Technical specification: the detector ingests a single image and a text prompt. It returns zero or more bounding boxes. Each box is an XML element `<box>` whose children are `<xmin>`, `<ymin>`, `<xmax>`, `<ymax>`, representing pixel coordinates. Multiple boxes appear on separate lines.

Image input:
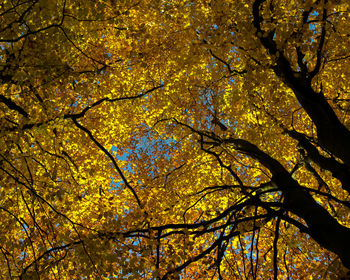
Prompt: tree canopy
<box><xmin>1</xmin><ymin>0</ymin><xmax>350</xmax><ymax>279</ymax></box>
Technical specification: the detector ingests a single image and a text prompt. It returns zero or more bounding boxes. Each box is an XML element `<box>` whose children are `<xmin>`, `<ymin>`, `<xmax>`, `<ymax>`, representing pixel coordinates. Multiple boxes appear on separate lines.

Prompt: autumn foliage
<box><xmin>1</xmin><ymin>0</ymin><xmax>350</xmax><ymax>279</ymax></box>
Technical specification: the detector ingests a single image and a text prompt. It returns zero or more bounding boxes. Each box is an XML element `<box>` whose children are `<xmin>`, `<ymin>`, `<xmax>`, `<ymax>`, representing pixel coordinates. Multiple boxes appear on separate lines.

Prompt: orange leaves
<box><xmin>1</xmin><ymin>0</ymin><xmax>350</xmax><ymax>279</ymax></box>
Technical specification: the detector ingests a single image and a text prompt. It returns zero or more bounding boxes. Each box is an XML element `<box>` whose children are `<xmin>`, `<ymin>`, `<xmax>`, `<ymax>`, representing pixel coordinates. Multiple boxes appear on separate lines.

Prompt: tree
<box><xmin>0</xmin><ymin>0</ymin><xmax>350</xmax><ymax>279</ymax></box>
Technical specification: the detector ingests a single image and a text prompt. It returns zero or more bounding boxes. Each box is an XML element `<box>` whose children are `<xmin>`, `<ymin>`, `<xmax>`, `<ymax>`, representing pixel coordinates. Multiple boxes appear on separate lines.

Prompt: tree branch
<box><xmin>0</xmin><ymin>94</ymin><xmax>28</xmax><ymax>117</ymax></box>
